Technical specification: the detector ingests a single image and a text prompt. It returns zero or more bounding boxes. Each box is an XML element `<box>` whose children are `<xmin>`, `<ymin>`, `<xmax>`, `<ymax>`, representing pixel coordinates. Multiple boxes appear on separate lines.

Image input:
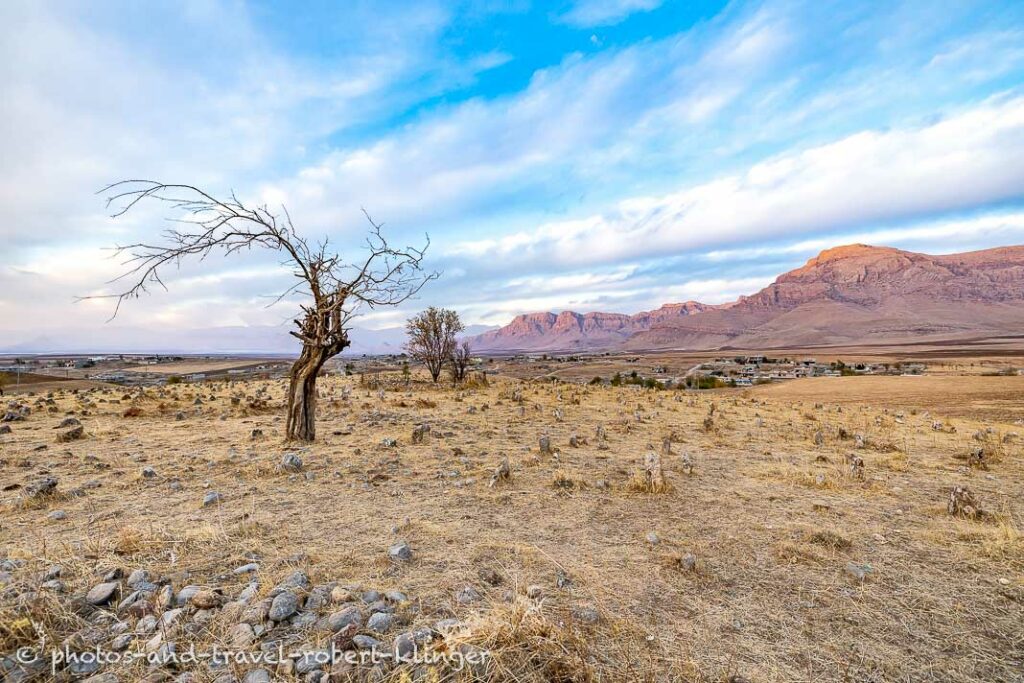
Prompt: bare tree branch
<box><xmin>86</xmin><ymin>179</ymin><xmax>441</xmax><ymax>440</ymax></box>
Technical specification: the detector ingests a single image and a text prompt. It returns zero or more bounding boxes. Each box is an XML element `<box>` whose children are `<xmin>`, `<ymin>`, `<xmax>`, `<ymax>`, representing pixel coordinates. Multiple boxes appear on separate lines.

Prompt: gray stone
<box><xmin>327</xmin><ymin>606</ymin><xmax>362</xmax><ymax>631</ymax></box>
<box><xmin>241</xmin><ymin>670</ymin><xmax>272</xmax><ymax>683</ymax></box>
<box><xmin>67</xmin><ymin>658</ymin><xmax>100</xmax><ymax>677</ymax></box>
<box><xmin>126</xmin><ymin>569</ymin><xmax>149</xmax><ymax>588</ymax></box>
<box><xmin>229</xmin><ymin>623</ymin><xmax>255</xmax><ymax>649</ymax></box>
<box><xmin>111</xmin><ymin>633</ymin><xmax>134</xmax><ymax>651</ymax></box>
<box><xmin>238</xmin><ymin>582</ymin><xmax>260</xmax><ymax>603</ymax></box>
<box><xmin>203</xmin><ymin>491</ymin><xmax>223</xmax><ymax>507</ymax></box>
<box><xmin>679</xmin><ymin>553</ymin><xmax>697</xmax><ymax>572</ymax></box>
<box><xmin>137</xmin><ymin>615</ymin><xmax>158</xmax><ymax>633</ymax></box>
<box><xmin>393</xmin><ymin>632</ymin><xmax>417</xmax><ymax>660</ymax></box>
<box><xmin>352</xmin><ymin>635</ymin><xmax>383</xmax><ymax>650</ymax></box>
<box><xmin>294</xmin><ymin>650</ymin><xmax>331</xmax><ymax>674</ymax></box>
<box><xmin>388</xmin><ymin>541</ymin><xmax>413</xmax><ymax>562</ymax></box>
<box><xmin>570</xmin><ymin>605</ymin><xmax>600</xmax><ymax>624</ymax></box>
<box><xmin>393</xmin><ymin>628</ymin><xmax>432</xmax><ymax>661</ymax></box>
<box><xmin>159</xmin><ymin>608</ymin><xmax>184</xmax><ymax>629</ymax></box>
<box><xmin>454</xmin><ymin>585</ymin><xmax>480</xmax><ymax>604</ymax></box>
<box><xmin>82</xmin><ymin>673</ymin><xmax>119</xmax><ymax>683</ymax></box>
<box><xmin>56</xmin><ymin>425</ymin><xmax>84</xmax><ymax>442</ymax></box>
<box><xmin>176</xmin><ymin>585</ymin><xmax>201</xmax><ymax>606</ymax></box>
<box><xmin>291</xmin><ymin>612</ymin><xmax>318</xmax><ymax>629</ymax></box>
<box><xmin>86</xmin><ymin>581</ymin><xmax>119</xmax><ymax>605</ymax></box>
<box><xmin>366</xmin><ymin>611</ymin><xmax>395</xmax><ymax>633</ymax></box>
<box><xmin>233</xmin><ymin>563</ymin><xmax>259</xmax><ymax>575</ymax></box>
<box><xmin>279</xmin><ymin>453</ymin><xmax>303</xmax><ymax>472</ymax></box>
<box><xmin>274</xmin><ymin>570</ymin><xmax>310</xmax><ymax>593</ymax></box>
<box><xmin>268</xmin><ymin>591</ymin><xmax>300</xmax><ymax>621</ymax></box>
<box><xmin>26</xmin><ymin>476</ymin><xmax>58</xmax><ymax>498</ymax></box>
<box><xmin>435</xmin><ymin>618</ymin><xmax>461</xmax><ymax>633</ymax></box>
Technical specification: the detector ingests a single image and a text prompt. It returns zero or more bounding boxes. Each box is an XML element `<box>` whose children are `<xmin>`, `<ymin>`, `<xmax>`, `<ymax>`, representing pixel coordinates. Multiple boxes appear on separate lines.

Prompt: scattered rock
<box><xmin>489</xmin><ymin>457</ymin><xmax>512</xmax><ymax>488</ymax></box>
<box><xmin>26</xmin><ymin>476</ymin><xmax>59</xmax><ymax>498</ymax></box>
<box><xmin>948</xmin><ymin>485</ymin><xmax>983</xmax><ymax>519</ymax></box>
<box><xmin>328</xmin><ymin>606</ymin><xmax>362</xmax><ymax>631</ymax></box>
<box><xmin>388</xmin><ymin>541</ymin><xmax>413</xmax><ymax>562</ymax></box>
<box><xmin>191</xmin><ymin>589</ymin><xmax>222</xmax><ymax>609</ymax></box>
<box><xmin>268</xmin><ymin>591</ymin><xmax>300</xmax><ymax>621</ymax></box>
<box><xmin>352</xmin><ymin>635</ymin><xmax>383</xmax><ymax>650</ymax></box>
<box><xmin>454</xmin><ymin>585</ymin><xmax>481</xmax><ymax>604</ymax></box>
<box><xmin>229</xmin><ymin>623</ymin><xmax>256</xmax><ymax>649</ymax></box>
<box><xmin>86</xmin><ymin>581</ymin><xmax>119</xmax><ymax>605</ymax></box>
<box><xmin>241</xmin><ymin>670</ymin><xmax>272</xmax><ymax>683</ymax></box>
<box><xmin>411</xmin><ymin>424</ymin><xmax>430</xmax><ymax>444</ymax></box>
<box><xmin>56</xmin><ymin>425</ymin><xmax>85</xmax><ymax>442</ymax></box>
<box><xmin>571</xmin><ymin>605</ymin><xmax>601</xmax><ymax>624</ymax></box>
<box><xmin>279</xmin><ymin>453</ymin><xmax>303</xmax><ymax>473</ymax></box>
<box><xmin>366</xmin><ymin>611</ymin><xmax>395</xmax><ymax>632</ymax></box>
<box><xmin>679</xmin><ymin>553</ymin><xmax>697</xmax><ymax>572</ymax></box>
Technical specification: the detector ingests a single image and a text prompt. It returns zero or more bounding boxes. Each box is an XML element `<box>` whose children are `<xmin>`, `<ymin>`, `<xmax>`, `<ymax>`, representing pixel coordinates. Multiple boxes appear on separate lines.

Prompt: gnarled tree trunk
<box><xmin>92</xmin><ymin>181</ymin><xmax>435</xmax><ymax>444</ymax></box>
<box><xmin>286</xmin><ymin>345</ymin><xmax>330</xmax><ymax>441</ymax></box>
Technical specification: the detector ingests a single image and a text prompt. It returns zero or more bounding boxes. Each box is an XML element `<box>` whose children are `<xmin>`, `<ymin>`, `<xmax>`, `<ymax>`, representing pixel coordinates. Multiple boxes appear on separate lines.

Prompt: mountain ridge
<box><xmin>470</xmin><ymin>244</ymin><xmax>1024</xmax><ymax>352</ymax></box>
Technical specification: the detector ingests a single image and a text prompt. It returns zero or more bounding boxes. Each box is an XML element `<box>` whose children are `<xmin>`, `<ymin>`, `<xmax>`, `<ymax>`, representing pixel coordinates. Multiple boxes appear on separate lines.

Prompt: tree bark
<box><xmin>286</xmin><ymin>345</ymin><xmax>328</xmax><ymax>442</ymax></box>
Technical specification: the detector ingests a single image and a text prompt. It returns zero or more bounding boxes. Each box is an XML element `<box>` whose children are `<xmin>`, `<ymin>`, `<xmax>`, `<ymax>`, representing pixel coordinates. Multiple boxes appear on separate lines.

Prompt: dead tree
<box><xmin>88</xmin><ymin>180</ymin><xmax>436</xmax><ymax>441</ymax></box>
<box><xmin>450</xmin><ymin>339</ymin><xmax>472</xmax><ymax>384</ymax></box>
<box><xmin>405</xmin><ymin>307</ymin><xmax>463</xmax><ymax>382</ymax></box>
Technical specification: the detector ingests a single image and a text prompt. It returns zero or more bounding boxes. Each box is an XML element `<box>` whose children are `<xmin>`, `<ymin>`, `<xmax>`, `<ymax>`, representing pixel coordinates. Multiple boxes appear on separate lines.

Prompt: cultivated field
<box><xmin>1</xmin><ymin>371</ymin><xmax>1022</xmax><ymax>682</ymax></box>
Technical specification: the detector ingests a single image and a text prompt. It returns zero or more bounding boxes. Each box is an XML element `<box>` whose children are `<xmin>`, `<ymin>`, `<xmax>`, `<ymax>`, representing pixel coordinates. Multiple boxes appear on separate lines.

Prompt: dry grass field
<box><xmin>1</xmin><ymin>370</ymin><xmax>1022</xmax><ymax>682</ymax></box>
<box><xmin>119</xmin><ymin>361</ymin><xmax>283</xmax><ymax>377</ymax></box>
<box><xmin>752</xmin><ymin>375</ymin><xmax>1024</xmax><ymax>423</ymax></box>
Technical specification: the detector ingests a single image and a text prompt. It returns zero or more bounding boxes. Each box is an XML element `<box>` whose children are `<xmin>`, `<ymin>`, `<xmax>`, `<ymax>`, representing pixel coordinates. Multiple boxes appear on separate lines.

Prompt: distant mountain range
<box><xmin>469</xmin><ymin>244</ymin><xmax>1024</xmax><ymax>352</ymax></box>
<box><xmin>0</xmin><ymin>324</ymin><xmax>495</xmax><ymax>356</ymax></box>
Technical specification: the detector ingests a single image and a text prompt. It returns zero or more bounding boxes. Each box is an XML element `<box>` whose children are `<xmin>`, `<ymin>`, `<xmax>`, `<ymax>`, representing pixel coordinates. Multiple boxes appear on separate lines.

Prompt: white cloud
<box><xmin>4</xmin><ymin>1</ymin><xmax>1024</xmax><ymax>345</ymax></box>
<box><xmin>702</xmin><ymin>211</ymin><xmax>1024</xmax><ymax>263</ymax></box>
<box><xmin>558</xmin><ymin>0</ymin><xmax>663</xmax><ymax>28</ymax></box>
<box><xmin>448</xmin><ymin>95</ymin><xmax>1024</xmax><ymax>269</ymax></box>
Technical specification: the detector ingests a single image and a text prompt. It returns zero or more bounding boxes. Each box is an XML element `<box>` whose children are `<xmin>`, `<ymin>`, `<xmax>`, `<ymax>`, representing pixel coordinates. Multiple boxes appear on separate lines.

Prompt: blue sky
<box><xmin>3</xmin><ymin>0</ymin><xmax>1024</xmax><ymax>348</ymax></box>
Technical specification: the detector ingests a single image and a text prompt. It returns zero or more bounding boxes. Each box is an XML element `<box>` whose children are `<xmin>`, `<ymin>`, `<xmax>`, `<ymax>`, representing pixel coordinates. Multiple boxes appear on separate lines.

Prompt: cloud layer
<box><xmin>2</xmin><ymin>0</ymin><xmax>1024</xmax><ymax>350</ymax></box>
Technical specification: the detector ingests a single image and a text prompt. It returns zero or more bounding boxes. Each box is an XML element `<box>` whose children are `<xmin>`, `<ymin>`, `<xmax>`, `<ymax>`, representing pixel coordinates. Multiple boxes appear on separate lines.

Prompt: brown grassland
<box><xmin>1</xmin><ymin>367</ymin><xmax>1022</xmax><ymax>682</ymax></box>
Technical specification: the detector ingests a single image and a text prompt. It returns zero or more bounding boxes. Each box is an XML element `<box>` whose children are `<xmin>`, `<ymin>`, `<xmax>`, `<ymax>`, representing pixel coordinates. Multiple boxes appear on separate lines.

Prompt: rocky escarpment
<box><xmin>473</xmin><ymin>244</ymin><xmax>1024</xmax><ymax>352</ymax></box>
<box><xmin>470</xmin><ymin>302</ymin><xmax>711</xmax><ymax>352</ymax></box>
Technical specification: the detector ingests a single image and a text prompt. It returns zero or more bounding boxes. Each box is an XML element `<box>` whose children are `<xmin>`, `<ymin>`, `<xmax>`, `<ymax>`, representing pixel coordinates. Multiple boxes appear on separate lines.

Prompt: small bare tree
<box><xmin>89</xmin><ymin>180</ymin><xmax>436</xmax><ymax>441</ymax></box>
<box><xmin>405</xmin><ymin>307</ymin><xmax>463</xmax><ymax>383</ymax></box>
<box><xmin>450</xmin><ymin>339</ymin><xmax>472</xmax><ymax>384</ymax></box>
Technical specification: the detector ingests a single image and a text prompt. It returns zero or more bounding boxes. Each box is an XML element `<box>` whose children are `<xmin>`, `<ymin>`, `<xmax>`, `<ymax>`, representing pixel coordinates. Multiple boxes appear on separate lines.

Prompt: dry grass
<box><xmin>1</xmin><ymin>369</ymin><xmax>1022</xmax><ymax>681</ymax></box>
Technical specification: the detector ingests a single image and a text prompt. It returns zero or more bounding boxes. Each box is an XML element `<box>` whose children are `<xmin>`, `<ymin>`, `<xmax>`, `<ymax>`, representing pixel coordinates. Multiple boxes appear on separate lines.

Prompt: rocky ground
<box><xmin>0</xmin><ymin>372</ymin><xmax>1022</xmax><ymax>682</ymax></box>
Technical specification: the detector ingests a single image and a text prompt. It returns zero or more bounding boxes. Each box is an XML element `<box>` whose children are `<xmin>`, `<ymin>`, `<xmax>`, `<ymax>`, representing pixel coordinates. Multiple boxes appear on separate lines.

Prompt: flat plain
<box><xmin>1</xmin><ymin>366</ymin><xmax>1022</xmax><ymax>682</ymax></box>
